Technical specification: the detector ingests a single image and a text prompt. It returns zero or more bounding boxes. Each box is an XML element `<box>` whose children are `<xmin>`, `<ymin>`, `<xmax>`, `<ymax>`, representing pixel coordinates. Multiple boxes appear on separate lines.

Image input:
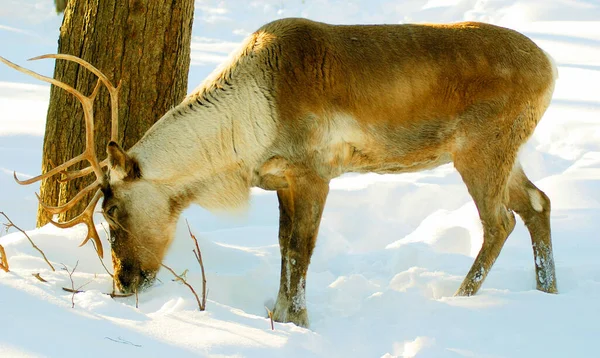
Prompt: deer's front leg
<box><xmin>273</xmin><ymin>172</ymin><xmax>329</xmax><ymax>328</ymax></box>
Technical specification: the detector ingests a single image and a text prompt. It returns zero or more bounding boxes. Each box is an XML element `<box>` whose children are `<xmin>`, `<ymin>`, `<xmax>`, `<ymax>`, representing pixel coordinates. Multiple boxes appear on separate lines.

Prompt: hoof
<box><xmin>273</xmin><ymin>307</ymin><xmax>309</xmax><ymax>328</ymax></box>
<box><xmin>536</xmin><ymin>282</ymin><xmax>558</xmax><ymax>294</ymax></box>
<box><xmin>273</xmin><ymin>297</ymin><xmax>309</xmax><ymax>327</ymax></box>
<box><xmin>454</xmin><ymin>283</ymin><xmax>477</xmax><ymax>297</ymax></box>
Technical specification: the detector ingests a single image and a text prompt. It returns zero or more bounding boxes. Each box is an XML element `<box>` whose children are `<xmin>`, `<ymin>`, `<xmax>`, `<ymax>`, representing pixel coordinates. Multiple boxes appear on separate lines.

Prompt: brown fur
<box><xmin>99</xmin><ymin>18</ymin><xmax>557</xmax><ymax>326</ymax></box>
<box><xmin>249</xmin><ymin>19</ymin><xmax>557</xmax><ymax>323</ymax></box>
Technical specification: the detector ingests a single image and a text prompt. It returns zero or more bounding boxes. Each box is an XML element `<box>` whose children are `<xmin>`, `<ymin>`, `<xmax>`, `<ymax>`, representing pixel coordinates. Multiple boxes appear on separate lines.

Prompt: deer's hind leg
<box><xmin>508</xmin><ymin>165</ymin><xmax>557</xmax><ymax>293</ymax></box>
<box><xmin>272</xmin><ymin>170</ymin><xmax>329</xmax><ymax>327</ymax></box>
<box><xmin>453</xmin><ymin>136</ymin><xmax>519</xmax><ymax>296</ymax></box>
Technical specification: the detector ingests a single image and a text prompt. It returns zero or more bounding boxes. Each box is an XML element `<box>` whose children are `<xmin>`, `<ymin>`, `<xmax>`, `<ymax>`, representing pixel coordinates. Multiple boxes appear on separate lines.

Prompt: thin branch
<box><xmin>1</xmin><ymin>212</ymin><xmax>55</xmax><ymax>271</ymax></box>
<box><xmin>98</xmin><ymin>223</ymin><xmax>120</xmax><ymax>300</ymax></box>
<box><xmin>171</xmin><ymin>269</ymin><xmax>189</xmax><ymax>282</ymax></box>
<box><xmin>62</xmin><ymin>287</ymin><xmax>83</xmax><ymax>294</ymax></box>
<box><xmin>62</xmin><ymin>286</ymin><xmax>134</xmax><ymax>298</ymax></box>
<box><xmin>76</xmin><ymin>279</ymin><xmax>93</xmax><ymax>292</ymax></box>
<box><xmin>95</xmin><ymin>224</ymin><xmax>114</xmax><ymax>278</ymax></box>
<box><xmin>32</xmin><ymin>273</ymin><xmax>47</xmax><ymax>282</ymax></box>
<box><xmin>0</xmin><ymin>245</ymin><xmax>8</xmax><ymax>272</ymax></box>
<box><xmin>161</xmin><ymin>263</ymin><xmax>204</xmax><ymax>311</ymax></box>
<box><xmin>104</xmin><ymin>336</ymin><xmax>141</xmax><ymax>347</ymax></box>
<box><xmin>265</xmin><ymin>306</ymin><xmax>275</xmax><ymax>330</ymax></box>
<box><xmin>186</xmin><ymin>219</ymin><xmax>207</xmax><ymax>310</ymax></box>
<box><xmin>110</xmin><ymin>292</ymin><xmax>135</xmax><ymax>298</ymax></box>
<box><xmin>61</xmin><ymin>261</ymin><xmax>79</xmax><ymax>308</ymax></box>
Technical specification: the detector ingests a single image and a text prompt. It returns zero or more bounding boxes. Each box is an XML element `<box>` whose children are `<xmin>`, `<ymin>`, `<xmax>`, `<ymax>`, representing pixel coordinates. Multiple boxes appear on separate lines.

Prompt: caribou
<box><xmin>2</xmin><ymin>18</ymin><xmax>558</xmax><ymax>327</ymax></box>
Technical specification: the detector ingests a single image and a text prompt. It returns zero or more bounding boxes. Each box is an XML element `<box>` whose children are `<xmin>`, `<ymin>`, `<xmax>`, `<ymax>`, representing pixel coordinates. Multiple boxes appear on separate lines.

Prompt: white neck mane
<box><xmin>127</xmin><ymin>35</ymin><xmax>278</xmax><ymax>211</ymax></box>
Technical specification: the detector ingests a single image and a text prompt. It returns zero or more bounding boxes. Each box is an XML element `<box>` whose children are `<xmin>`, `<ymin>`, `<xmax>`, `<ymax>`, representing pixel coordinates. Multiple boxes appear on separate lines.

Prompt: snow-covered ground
<box><xmin>1</xmin><ymin>0</ymin><xmax>599</xmax><ymax>357</ymax></box>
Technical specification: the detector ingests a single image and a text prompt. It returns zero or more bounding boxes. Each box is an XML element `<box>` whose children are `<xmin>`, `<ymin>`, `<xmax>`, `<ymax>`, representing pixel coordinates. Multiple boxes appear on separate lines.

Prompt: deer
<box><xmin>1</xmin><ymin>18</ymin><xmax>558</xmax><ymax>328</ymax></box>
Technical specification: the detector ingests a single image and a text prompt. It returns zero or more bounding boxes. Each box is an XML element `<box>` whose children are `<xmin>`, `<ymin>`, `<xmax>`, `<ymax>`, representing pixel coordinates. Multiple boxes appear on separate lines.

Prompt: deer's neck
<box><xmin>129</xmin><ymin>75</ymin><xmax>276</xmax><ymax>211</ymax></box>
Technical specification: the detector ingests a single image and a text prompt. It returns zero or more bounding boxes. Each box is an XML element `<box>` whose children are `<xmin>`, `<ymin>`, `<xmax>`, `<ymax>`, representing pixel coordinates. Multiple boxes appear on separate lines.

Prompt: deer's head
<box><xmin>1</xmin><ymin>54</ymin><xmax>177</xmax><ymax>293</ymax></box>
<box><xmin>101</xmin><ymin>142</ymin><xmax>183</xmax><ymax>292</ymax></box>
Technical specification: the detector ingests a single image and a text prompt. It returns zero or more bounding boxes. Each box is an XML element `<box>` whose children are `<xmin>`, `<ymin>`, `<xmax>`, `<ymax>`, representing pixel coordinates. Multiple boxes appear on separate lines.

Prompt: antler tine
<box><xmin>28</xmin><ymin>54</ymin><xmax>122</xmax><ymax>183</ymax></box>
<box><xmin>0</xmin><ymin>56</ymin><xmax>107</xmax><ymax>184</ymax></box>
<box><xmin>0</xmin><ymin>56</ymin><xmax>89</xmax><ymax>104</ymax></box>
<box><xmin>0</xmin><ymin>54</ymin><xmax>121</xmax><ymax>258</ymax></box>
<box><xmin>31</xmin><ymin>54</ymin><xmax>122</xmax><ymax>143</ymax></box>
<box><xmin>47</xmin><ymin>189</ymin><xmax>104</xmax><ymax>258</ymax></box>
<box><xmin>14</xmin><ymin>153</ymin><xmax>87</xmax><ymax>185</ymax></box>
<box><xmin>36</xmin><ymin>179</ymin><xmax>102</xmax><ymax>214</ymax></box>
<box><xmin>58</xmin><ymin>159</ymin><xmax>109</xmax><ymax>183</ymax></box>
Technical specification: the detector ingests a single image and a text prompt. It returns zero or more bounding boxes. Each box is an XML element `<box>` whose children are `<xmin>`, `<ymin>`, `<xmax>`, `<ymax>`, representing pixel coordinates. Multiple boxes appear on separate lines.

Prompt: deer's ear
<box><xmin>107</xmin><ymin>141</ymin><xmax>141</xmax><ymax>180</ymax></box>
<box><xmin>107</xmin><ymin>141</ymin><xmax>128</xmax><ymax>170</ymax></box>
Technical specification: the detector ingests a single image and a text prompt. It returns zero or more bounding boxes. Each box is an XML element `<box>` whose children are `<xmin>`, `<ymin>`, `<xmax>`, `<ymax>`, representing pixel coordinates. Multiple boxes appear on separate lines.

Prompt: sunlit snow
<box><xmin>0</xmin><ymin>1</ymin><xmax>599</xmax><ymax>357</ymax></box>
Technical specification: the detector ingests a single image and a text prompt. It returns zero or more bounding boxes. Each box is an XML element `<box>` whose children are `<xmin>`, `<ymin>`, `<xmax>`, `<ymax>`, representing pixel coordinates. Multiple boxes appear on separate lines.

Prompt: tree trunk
<box><xmin>37</xmin><ymin>0</ymin><xmax>194</xmax><ymax>227</ymax></box>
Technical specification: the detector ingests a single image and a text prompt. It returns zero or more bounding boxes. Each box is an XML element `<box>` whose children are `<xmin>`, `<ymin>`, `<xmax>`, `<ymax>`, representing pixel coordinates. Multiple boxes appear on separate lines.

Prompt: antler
<box><xmin>32</xmin><ymin>54</ymin><xmax>122</xmax><ymax>183</ymax></box>
<box><xmin>0</xmin><ymin>55</ymin><xmax>121</xmax><ymax>258</ymax></box>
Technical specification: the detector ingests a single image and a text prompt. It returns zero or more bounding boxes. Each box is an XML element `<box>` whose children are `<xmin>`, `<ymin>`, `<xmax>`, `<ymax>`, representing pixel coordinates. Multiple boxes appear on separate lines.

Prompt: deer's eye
<box><xmin>106</xmin><ymin>205</ymin><xmax>117</xmax><ymax>217</ymax></box>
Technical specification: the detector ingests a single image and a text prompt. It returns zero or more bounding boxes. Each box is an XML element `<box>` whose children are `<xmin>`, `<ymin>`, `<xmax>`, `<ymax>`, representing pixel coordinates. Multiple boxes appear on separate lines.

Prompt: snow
<box><xmin>1</xmin><ymin>0</ymin><xmax>600</xmax><ymax>357</ymax></box>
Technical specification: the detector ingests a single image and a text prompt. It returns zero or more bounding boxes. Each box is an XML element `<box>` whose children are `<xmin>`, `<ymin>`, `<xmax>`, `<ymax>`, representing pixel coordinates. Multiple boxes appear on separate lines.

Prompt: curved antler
<box><xmin>30</xmin><ymin>54</ymin><xmax>122</xmax><ymax>183</ymax></box>
<box><xmin>30</xmin><ymin>54</ymin><xmax>121</xmax><ymax>142</ymax></box>
<box><xmin>36</xmin><ymin>189</ymin><xmax>105</xmax><ymax>257</ymax></box>
<box><xmin>0</xmin><ymin>55</ymin><xmax>121</xmax><ymax>258</ymax></box>
<box><xmin>57</xmin><ymin>158</ymin><xmax>108</xmax><ymax>183</ymax></box>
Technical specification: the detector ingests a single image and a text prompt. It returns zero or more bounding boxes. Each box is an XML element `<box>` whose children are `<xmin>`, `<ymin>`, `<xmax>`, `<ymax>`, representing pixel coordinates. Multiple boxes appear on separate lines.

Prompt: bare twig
<box><xmin>62</xmin><ymin>286</ymin><xmax>134</xmax><ymax>299</ymax></box>
<box><xmin>62</xmin><ymin>287</ymin><xmax>83</xmax><ymax>294</ymax></box>
<box><xmin>186</xmin><ymin>219</ymin><xmax>207</xmax><ymax>310</ymax></box>
<box><xmin>106</xmin><ymin>279</ymin><xmax>137</xmax><ymax>298</ymax></box>
<box><xmin>77</xmin><ymin>279</ymin><xmax>93</xmax><ymax>291</ymax></box>
<box><xmin>32</xmin><ymin>273</ymin><xmax>47</xmax><ymax>282</ymax></box>
<box><xmin>172</xmin><ymin>269</ymin><xmax>189</xmax><ymax>282</ymax></box>
<box><xmin>104</xmin><ymin>336</ymin><xmax>141</xmax><ymax>347</ymax></box>
<box><xmin>61</xmin><ymin>261</ymin><xmax>79</xmax><ymax>308</ymax></box>
<box><xmin>110</xmin><ymin>292</ymin><xmax>135</xmax><ymax>298</ymax></box>
<box><xmin>60</xmin><ymin>263</ymin><xmax>94</xmax><ymax>308</ymax></box>
<box><xmin>99</xmin><ymin>223</ymin><xmax>120</xmax><ymax>299</ymax></box>
<box><xmin>161</xmin><ymin>263</ymin><xmax>204</xmax><ymax>311</ymax></box>
<box><xmin>1</xmin><ymin>212</ymin><xmax>55</xmax><ymax>271</ymax></box>
<box><xmin>265</xmin><ymin>306</ymin><xmax>275</xmax><ymax>330</ymax></box>
<box><xmin>135</xmin><ymin>288</ymin><xmax>139</xmax><ymax>309</ymax></box>
<box><xmin>101</xmin><ymin>222</ymin><xmax>109</xmax><ymax>238</ymax></box>
<box><xmin>95</xmin><ymin>224</ymin><xmax>114</xmax><ymax>278</ymax></box>
<box><xmin>0</xmin><ymin>245</ymin><xmax>8</xmax><ymax>272</ymax></box>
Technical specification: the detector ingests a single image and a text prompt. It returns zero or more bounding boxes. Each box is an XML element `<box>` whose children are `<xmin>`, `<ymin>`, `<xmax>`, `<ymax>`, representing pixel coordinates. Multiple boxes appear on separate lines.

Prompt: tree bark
<box><xmin>37</xmin><ymin>0</ymin><xmax>194</xmax><ymax>227</ymax></box>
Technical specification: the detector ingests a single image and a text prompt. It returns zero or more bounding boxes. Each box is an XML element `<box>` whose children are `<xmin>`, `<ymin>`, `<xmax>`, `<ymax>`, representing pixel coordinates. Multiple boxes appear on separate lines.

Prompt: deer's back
<box><xmin>248</xmin><ymin>19</ymin><xmax>556</xmax><ymax>178</ymax></box>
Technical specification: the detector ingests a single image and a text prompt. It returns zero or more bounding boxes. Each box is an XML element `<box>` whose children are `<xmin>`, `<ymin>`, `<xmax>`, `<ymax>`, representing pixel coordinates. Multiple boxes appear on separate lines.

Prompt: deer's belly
<box><xmin>307</xmin><ymin>112</ymin><xmax>456</xmax><ymax>177</ymax></box>
<box><xmin>252</xmin><ymin>143</ymin><xmax>453</xmax><ymax>191</ymax></box>
<box><xmin>255</xmin><ymin>112</ymin><xmax>458</xmax><ymax>188</ymax></box>
<box><xmin>322</xmin><ymin>140</ymin><xmax>453</xmax><ymax>177</ymax></box>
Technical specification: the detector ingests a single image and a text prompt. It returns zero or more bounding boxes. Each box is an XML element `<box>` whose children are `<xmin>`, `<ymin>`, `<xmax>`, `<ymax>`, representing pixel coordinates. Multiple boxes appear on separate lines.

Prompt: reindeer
<box><xmin>1</xmin><ymin>18</ymin><xmax>557</xmax><ymax>327</ymax></box>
